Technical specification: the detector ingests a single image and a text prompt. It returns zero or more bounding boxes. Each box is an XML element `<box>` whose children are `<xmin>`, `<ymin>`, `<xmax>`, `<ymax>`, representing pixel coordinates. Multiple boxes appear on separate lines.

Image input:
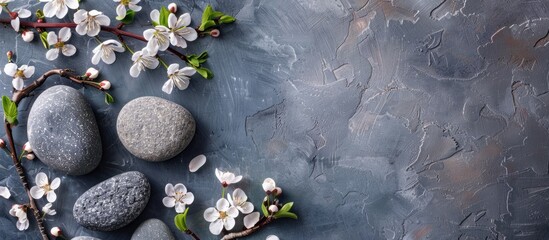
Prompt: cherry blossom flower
<box><xmin>21</xmin><ymin>30</ymin><xmax>34</xmax><ymax>42</ymax></box>
<box><xmin>9</xmin><ymin>8</ymin><xmax>31</xmax><ymax>32</ymax></box>
<box><xmin>167</xmin><ymin>13</ymin><xmax>197</xmax><ymax>48</ymax></box>
<box><xmin>85</xmin><ymin>67</ymin><xmax>99</xmax><ymax>79</ymax></box>
<box><xmin>215</xmin><ymin>168</ymin><xmax>242</xmax><ymax>188</ymax></box>
<box><xmin>162</xmin><ymin>63</ymin><xmax>195</xmax><ymax>94</ymax></box>
<box><xmin>4</xmin><ymin>63</ymin><xmax>35</xmax><ymax>90</ymax></box>
<box><xmin>100</xmin><ymin>80</ymin><xmax>111</xmax><ymax>90</ymax></box>
<box><xmin>243</xmin><ymin>212</ymin><xmax>260</xmax><ymax>229</ymax></box>
<box><xmin>30</xmin><ymin>172</ymin><xmax>60</xmax><ymax>202</ymax></box>
<box><xmin>46</xmin><ymin>27</ymin><xmax>76</xmax><ymax>60</ymax></box>
<box><xmin>266</xmin><ymin>235</ymin><xmax>280</xmax><ymax>240</ymax></box>
<box><xmin>227</xmin><ymin>188</ymin><xmax>254</xmax><ymax>214</ymax></box>
<box><xmin>114</xmin><ymin>0</ymin><xmax>142</xmax><ymax>19</ymax></box>
<box><xmin>262</xmin><ymin>178</ymin><xmax>276</xmax><ymax>193</ymax></box>
<box><xmin>42</xmin><ymin>202</ymin><xmax>56</xmax><ymax>216</ymax></box>
<box><xmin>9</xmin><ymin>204</ymin><xmax>28</xmax><ymax>231</ymax></box>
<box><xmin>40</xmin><ymin>0</ymin><xmax>78</xmax><ymax>19</ymax></box>
<box><xmin>143</xmin><ymin>26</ymin><xmax>170</xmax><ymax>55</ymax></box>
<box><xmin>203</xmin><ymin>198</ymin><xmax>239</xmax><ymax>235</ymax></box>
<box><xmin>0</xmin><ymin>186</ymin><xmax>10</xmax><ymax>199</ymax></box>
<box><xmin>74</xmin><ymin>9</ymin><xmax>110</xmax><ymax>37</ymax></box>
<box><xmin>189</xmin><ymin>154</ymin><xmax>206</xmax><ymax>172</ymax></box>
<box><xmin>0</xmin><ymin>0</ymin><xmax>14</xmax><ymax>16</ymax></box>
<box><xmin>163</xmin><ymin>183</ymin><xmax>194</xmax><ymax>213</ymax></box>
<box><xmin>91</xmin><ymin>39</ymin><xmax>125</xmax><ymax>65</ymax></box>
<box><xmin>129</xmin><ymin>48</ymin><xmax>159</xmax><ymax>78</ymax></box>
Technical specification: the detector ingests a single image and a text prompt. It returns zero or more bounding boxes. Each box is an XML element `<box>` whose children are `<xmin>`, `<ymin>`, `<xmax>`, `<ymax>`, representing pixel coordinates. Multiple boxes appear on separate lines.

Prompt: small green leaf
<box><xmin>195</xmin><ymin>67</ymin><xmax>213</xmax><ymax>79</ymax></box>
<box><xmin>39</xmin><ymin>32</ymin><xmax>49</xmax><ymax>49</ymax></box>
<box><xmin>261</xmin><ymin>203</ymin><xmax>269</xmax><ymax>217</ymax></box>
<box><xmin>116</xmin><ymin>9</ymin><xmax>135</xmax><ymax>24</ymax></box>
<box><xmin>189</xmin><ymin>58</ymin><xmax>200</xmax><ymax>67</ymax></box>
<box><xmin>219</xmin><ymin>15</ymin><xmax>236</xmax><ymax>24</ymax></box>
<box><xmin>280</xmin><ymin>202</ymin><xmax>294</xmax><ymax>213</ymax></box>
<box><xmin>36</xmin><ymin>10</ymin><xmax>45</xmax><ymax>19</ymax></box>
<box><xmin>201</xmin><ymin>5</ymin><xmax>214</xmax><ymax>26</ymax></box>
<box><xmin>211</xmin><ymin>11</ymin><xmax>224</xmax><ymax>19</ymax></box>
<box><xmin>199</xmin><ymin>20</ymin><xmax>216</xmax><ymax>31</ymax></box>
<box><xmin>198</xmin><ymin>51</ymin><xmax>209</xmax><ymax>63</ymax></box>
<box><xmin>174</xmin><ymin>208</ymin><xmax>189</xmax><ymax>232</ymax></box>
<box><xmin>274</xmin><ymin>211</ymin><xmax>298</xmax><ymax>220</ymax></box>
<box><xmin>159</xmin><ymin>6</ymin><xmax>171</xmax><ymax>27</ymax></box>
<box><xmin>2</xmin><ymin>96</ymin><xmax>17</xmax><ymax>125</ymax></box>
<box><xmin>104</xmin><ymin>93</ymin><xmax>114</xmax><ymax>104</ymax></box>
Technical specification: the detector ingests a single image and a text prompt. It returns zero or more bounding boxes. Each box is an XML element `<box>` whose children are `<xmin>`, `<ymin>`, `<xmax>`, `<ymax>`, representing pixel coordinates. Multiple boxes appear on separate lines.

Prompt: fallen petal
<box><xmin>189</xmin><ymin>154</ymin><xmax>206</xmax><ymax>172</ymax></box>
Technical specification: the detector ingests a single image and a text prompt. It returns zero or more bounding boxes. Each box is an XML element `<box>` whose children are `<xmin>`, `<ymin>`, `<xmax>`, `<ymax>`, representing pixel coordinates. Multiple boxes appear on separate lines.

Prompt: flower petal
<box><xmin>95</xmin><ymin>15</ymin><xmax>111</xmax><ymax>26</ymax></box>
<box><xmin>47</xmin><ymin>31</ymin><xmax>58</xmax><ymax>45</ymax></box>
<box><xmin>46</xmin><ymin>48</ymin><xmax>60</xmax><ymax>61</ymax></box>
<box><xmin>59</xmin><ymin>27</ymin><xmax>71</xmax><ymax>42</ymax></box>
<box><xmin>209</xmin><ymin>220</ymin><xmax>223</xmax><ymax>235</ymax></box>
<box><xmin>203</xmin><ymin>207</ymin><xmax>220</xmax><ymax>222</ymax></box>
<box><xmin>165</xmin><ymin>183</ymin><xmax>174</xmax><ymax>196</ymax></box>
<box><xmin>179</xmin><ymin>13</ymin><xmax>192</xmax><ymax>27</ymax></box>
<box><xmin>150</xmin><ymin>9</ymin><xmax>160</xmax><ymax>22</ymax></box>
<box><xmin>231</xmin><ymin>175</ymin><xmax>243</xmax><ymax>184</ymax></box>
<box><xmin>215</xmin><ymin>168</ymin><xmax>223</xmax><ymax>183</ymax></box>
<box><xmin>22</xmin><ymin>66</ymin><xmax>34</xmax><ymax>78</ymax></box>
<box><xmin>130</xmin><ymin>63</ymin><xmax>141</xmax><ymax>78</ymax></box>
<box><xmin>175</xmin><ymin>202</ymin><xmax>186</xmax><ymax>213</ymax></box>
<box><xmin>75</xmin><ymin>23</ymin><xmax>87</xmax><ymax>36</ymax></box>
<box><xmin>11</xmin><ymin>18</ymin><xmax>20</xmax><ymax>32</ymax></box>
<box><xmin>30</xmin><ymin>186</ymin><xmax>45</xmax><ymax>199</ymax></box>
<box><xmin>172</xmin><ymin>75</ymin><xmax>189</xmax><ymax>90</ymax></box>
<box><xmin>116</xmin><ymin>4</ymin><xmax>126</xmax><ymax>19</ymax></box>
<box><xmin>167</xmin><ymin>63</ymin><xmax>179</xmax><ymax>75</ymax></box>
<box><xmin>46</xmin><ymin>191</ymin><xmax>57</xmax><ymax>202</ymax></box>
<box><xmin>162</xmin><ymin>196</ymin><xmax>176</xmax><ymax>208</ymax></box>
<box><xmin>73</xmin><ymin>9</ymin><xmax>87</xmax><ymax>23</ymax></box>
<box><xmin>55</xmin><ymin>5</ymin><xmax>69</xmax><ymax>19</ymax></box>
<box><xmin>181</xmin><ymin>28</ymin><xmax>198</xmax><ymax>42</ymax></box>
<box><xmin>239</xmin><ymin>202</ymin><xmax>254</xmax><ymax>214</ymax></box>
<box><xmin>12</xmin><ymin>78</ymin><xmax>24</xmax><ymax>90</ymax></box>
<box><xmin>101</xmin><ymin>50</ymin><xmax>116</xmax><ymax>64</ymax></box>
<box><xmin>224</xmin><ymin>217</ymin><xmax>235</xmax><ymax>230</ymax></box>
<box><xmin>62</xmin><ymin>44</ymin><xmax>77</xmax><ymax>56</ymax></box>
<box><xmin>243</xmin><ymin>212</ymin><xmax>260</xmax><ymax>229</ymax></box>
<box><xmin>266</xmin><ymin>235</ymin><xmax>280</xmax><ymax>240</ymax></box>
<box><xmin>65</xmin><ymin>0</ymin><xmax>79</xmax><ymax>9</ymax></box>
<box><xmin>174</xmin><ymin>183</ymin><xmax>187</xmax><ymax>194</ymax></box>
<box><xmin>50</xmin><ymin>178</ymin><xmax>60</xmax><ymax>190</ymax></box>
<box><xmin>18</xmin><ymin>9</ymin><xmax>31</xmax><ymax>18</ymax></box>
<box><xmin>180</xmin><ymin>66</ymin><xmax>196</xmax><ymax>76</ymax></box>
<box><xmin>226</xmin><ymin>206</ymin><xmax>239</xmax><ymax>218</ymax></box>
<box><xmin>168</xmin><ymin>13</ymin><xmax>177</xmax><ymax>29</ymax></box>
<box><xmin>181</xmin><ymin>192</ymin><xmax>194</xmax><ymax>205</ymax></box>
<box><xmin>0</xmin><ymin>186</ymin><xmax>11</xmax><ymax>199</ymax></box>
<box><xmin>91</xmin><ymin>51</ymin><xmax>101</xmax><ymax>65</ymax></box>
<box><xmin>161</xmin><ymin>79</ymin><xmax>174</xmax><ymax>94</ymax></box>
<box><xmin>16</xmin><ymin>219</ymin><xmax>29</xmax><ymax>231</ymax></box>
<box><xmin>189</xmin><ymin>154</ymin><xmax>206</xmax><ymax>172</ymax></box>
<box><xmin>216</xmin><ymin>198</ymin><xmax>230</xmax><ymax>212</ymax></box>
<box><xmin>233</xmin><ymin>188</ymin><xmax>247</xmax><ymax>202</ymax></box>
<box><xmin>4</xmin><ymin>63</ymin><xmax>17</xmax><ymax>76</ymax></box>
<box><xmin>43</xmin><ymin>2</ymin><xmax>56</xmax><ymax>18</ymax></box>
<box><xmin>35</xmin><ymin>172</ymin><xmax>48</xmax><ymax>186</ymax></box>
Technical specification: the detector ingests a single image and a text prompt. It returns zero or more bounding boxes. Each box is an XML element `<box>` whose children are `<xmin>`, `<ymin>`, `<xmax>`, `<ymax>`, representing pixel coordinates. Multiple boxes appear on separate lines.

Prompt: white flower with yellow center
<box><xmin>162</xmin><ymin>63</ymin><xmax>195</xmax><ymax>94</ymax></box>
<box><xmin>143</xmin><ymin>25</ymin><xmax>170</xmax><ymax>55</ymax></box>
<box><xmin>4</xmin><ymin>63</ymin><xmax>35</xmax><ymax>90</ymax></box>
<box><xmin>30</xmin><ymin>172</ymin><xmax>60</xmax><ymax>202</ymax></box>
<box><xmin>130</xmin><ymin>48</ymin><xmax>159</xmax><ymax>78</ymax></box>
<box><xmin>46</xmin><ymin>27</ymin><xmax>76</xmax><ymax>60</ymax></box>
<box><xmin>215</xmin><ymin>168</ymin><xmax>243</xmax><ymax>188</ymax></box>
<box><xmin>91</xmin><ymin>39</ymin><xmax>125</xmax><ymax>65</ymax></box>
<box><xmin>162</xmin><ymin>183</ymin><xmax>194</xmax><ymax>213</ymax></box>
<box><xmin>167</xmin><ymin>13</ymin><xmax>197</xmax><ymax>48</ymax></box>
<box><xmin>9</xmin><ymin>204</ymin><xmax>28</xmax><ymax>231</ymax></box>
<box><xmin>9</xmin><ymin>8</ymin><xmax>31</xmax><ymax>32</ymax></box>
<box><xmin>40</xmin><ymin>0</ymin><xmax>78</xmax><ymax>19</ymax></box>
<box><xmin>227</xmin><ymin>188</ymin><xmax>254</xmax><ymax>214</ymax></box>
<box><xmin>73</xmin><ymin>9</ymin><xmax>110</xmax><ymax>37</ymax></box>
<box><xmin>113</xmin><ymin>0</ymin><xmax>142</xmax><ymax>19</ymax></box>
<box><xmin>203</xmin><ymin>198</ymin><xmax>239</xmax><ymax>235</ymax></box>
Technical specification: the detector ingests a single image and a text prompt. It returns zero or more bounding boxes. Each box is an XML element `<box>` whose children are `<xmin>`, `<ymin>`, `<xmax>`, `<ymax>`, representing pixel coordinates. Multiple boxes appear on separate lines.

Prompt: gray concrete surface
<box><xmin>0</xmin><ymin>0</ymin><xmax>548</xmax><ymax>239</ymax></box>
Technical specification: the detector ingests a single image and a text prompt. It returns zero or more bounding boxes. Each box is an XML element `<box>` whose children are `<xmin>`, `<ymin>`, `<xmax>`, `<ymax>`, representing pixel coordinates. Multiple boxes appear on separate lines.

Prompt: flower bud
<box><xmin>268</xmin><ymin>205</ymin><xmax>278</xmax><ymax>213</ymax></box>
<box><xmin>23</xmin><ymin>142</ymin><xmax>32</xmax><ymax>153</ymax></box>
<box><xmin>168</xmin><ymin>3</ymin><xmax>177</xmax><ymax>13</ymax></box>
<box><xmin>273</xmin><ymin>187</ymin><xmax>282</xmax><ymax>197</ymax></box>
<box><xmin>262</xmin><ymin>178</ymin><xmax>276</xmax><ymax>194</ymax></box>
<box><xmin>0</xmin><ymin>139</ymin><xmax>5</xmax><ymax>148</ymax></box>
<box><xmin>210</xmin><ymin>29</ymin><xmax>220</xmax><ymax>38</ymax></box>
<box><xmin>6</xmin><ymin>51</ymin><xmax>13</xmax><ymax>61</ymax></box>
<box><xmin>100</xmin><ymin>80</ymin><xmax>111</xmax><ymax>90</ymax></box>
<box><xmin>26</xmin><ymin>153</ymin><xmax>35</xmax><ymax>160</ymax></box>
<box><xmin>22</xmin><ymin>30</ymin><xmax>34</xmax><ymax>42</ymax></box>
<box><xmin>9</xmin><ymin>12</ymin><xmax>18</xmax><ymax>20</ymax></box>
<box><xmin>85</xmin><ymin>67</ymin><xmax>99</xmax><ymax>79</ymax></box>
<box><xmin>50</xmin><ymin>227</ymin><xmax>62</xmax><ymax>237</ymax></box>
<box><xmin>37</xmin><ymin>18</ymin><xmax>44</xmax><ymax>23</ymax></box>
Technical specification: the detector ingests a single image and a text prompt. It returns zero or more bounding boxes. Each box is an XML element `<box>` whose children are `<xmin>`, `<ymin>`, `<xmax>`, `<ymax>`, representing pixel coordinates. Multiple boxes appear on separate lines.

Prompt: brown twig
<box><xmin>0</xmin><ymin>19</ymin><xmax>189</xmax><ymax>62</ymax></box>
<box><xmin>221</xmin><ymin>217</ymin><xmax>274</xmax><ymax>240</ymax></box>
<box><xmin>185</xmin><ymin>229</ymin><xmax>201</xmax><ymax>240</ymax></box>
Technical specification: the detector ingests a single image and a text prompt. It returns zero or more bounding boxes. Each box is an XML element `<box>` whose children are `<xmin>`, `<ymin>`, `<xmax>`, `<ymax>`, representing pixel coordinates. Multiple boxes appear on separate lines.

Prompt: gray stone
<box><xmin>116</xmin><ymin>96</ymin><xmax>195</xmax><ymax>161</ymax></box>
<box><xmin>72</xmin><ymin>237</ymin><xmax>102</xmax><ymax>240</ymax></box>
<box><xmin>27</xmin><ymin>85</ymin><xmax>102</xmax><ymax>175</ymax></box>
<box><xmin>73</xmin><ymin>171</ymin><xmax>150</xmax><ymax>231</ymax></box>
<box><xmin>131</xmin><ymin>218</ymin><xmax>175</xmax><ymax>240</ymax></box>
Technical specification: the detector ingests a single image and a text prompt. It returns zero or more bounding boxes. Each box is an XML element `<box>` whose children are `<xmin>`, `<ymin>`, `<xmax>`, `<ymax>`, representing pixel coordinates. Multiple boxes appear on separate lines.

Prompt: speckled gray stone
<box><xmin>27</xmin><ymin>85</ymin><xmax>102</xmax><ymax>175</ymax></box>
<box><xmin>73</xmin><ymin>171</ymin><xmax>150</xmax><ymax>231</ymax></box>
<box><xmin>72</xmin><ymin>237</ymin><xmax>102</xmax><ymax>240</ymax></box>
<box><xmin>131</xmin><ymin>218</ymin><xmax>175</xmax><ymax>240</ymax></box>
<box><xmin>116</xmin><ymin>96</ymin><xmax>195</xmax><ymax>161</ymax></box>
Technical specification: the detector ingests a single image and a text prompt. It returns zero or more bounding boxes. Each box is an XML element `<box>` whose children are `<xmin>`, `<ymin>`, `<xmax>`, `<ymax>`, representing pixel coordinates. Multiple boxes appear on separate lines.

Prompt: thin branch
<box><xmin>184</xmin><ymin>229</ymin><xmax>200</xmax><ymax>240</ymax></box>
<box><xmin>221</xmin><ymin>217</ymin><xmax>274</xmax><ymax>240</ymax></box>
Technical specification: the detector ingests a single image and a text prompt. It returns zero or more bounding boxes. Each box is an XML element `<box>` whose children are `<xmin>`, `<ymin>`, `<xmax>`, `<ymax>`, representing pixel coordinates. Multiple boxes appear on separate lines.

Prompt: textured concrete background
<box><xmin>1</xmin><ymin>0</ymin><xmax>549</xmax><ymax>239</ymax></box>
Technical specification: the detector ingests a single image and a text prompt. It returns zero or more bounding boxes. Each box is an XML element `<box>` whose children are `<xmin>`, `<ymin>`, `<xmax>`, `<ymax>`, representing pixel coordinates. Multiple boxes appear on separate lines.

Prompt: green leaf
<box><xmin>199</xmin><ymin>20</ymin><xmax>216</xmax><ymax>31</ymax></box>
<box><xmin>116</xmin><ymin>9</ymin><xmax>135</xmax><ymax>24</ymax></box>
<box><xmin>201</xmin><ymin>4</ymin><xmax>214</xmax><ymax>26</ymax></box>
<box><xmin>159</xmin><ymin>6</ymin><xmax>171</xmax><ymax>27</ymax></box>
<box><xmin>195</xmin><ymin>67</ymin><xmax>213</xmax><ymax>79</ymax></box>
<box><xmin>198</xmin><ymin>51</ymin><xmax>209</xmax><ymax>63</ymax></box>
<box><xmin>274</xmin><ymin>211</ymin><xmax>298</xmax><ymax>220</ymax></box>
<box><xmin>261</xmin><ymin>203</ymin><xmax>269</xmax><ymax>217</ymax></box>
<box><xmin>280</xmin><ymin>202</ymin><xmax>294</xmax><ymax>213</ymax></box>
<box><xmin>189</xmin><ymin>58</ymin><xmax>200</xmax><ymax>67</ymax></box>
<box><xmin>211</xmin><ymin>11</ymin><xmax>225</xmax><ymax>19</ymax></box>
<box><xmin>2</xmin><ymin>96</ymin><xmax>17</xmax><ymax>125</ymax></box>
<box><xmin>35</xmin><ymin>10</ymin><xmax>45</xmax><ymax>19</ymax></box>
<box><xmin>104</xmin><ymin>93</ymin><xmax>114</xmax><ymax>105</ymax></box>
<box><xmin>39</xmin><ymin>32</ymin><xmax>49</xmax><ymax>49</ymax></box>
<box><xmin>219</xmin><ymin>15</ymin><xmax>236</xmax><ymax>24</ymax></box>
<box><xmin>174</xmin><ymin>208</ymin><xmax>189</xmax><ymax>232</ymax></box>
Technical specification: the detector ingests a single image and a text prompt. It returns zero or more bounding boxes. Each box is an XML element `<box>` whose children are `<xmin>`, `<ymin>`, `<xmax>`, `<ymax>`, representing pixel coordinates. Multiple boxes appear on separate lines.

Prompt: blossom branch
<box><xmin>221</xmin><ymin>217</ymin><xmax>274</xmax><ymax>240</ymax></box>
<box><xmin>184</xmin><ymin>229</ymin><xmax>200</xmax><ymax>240</ymax></box>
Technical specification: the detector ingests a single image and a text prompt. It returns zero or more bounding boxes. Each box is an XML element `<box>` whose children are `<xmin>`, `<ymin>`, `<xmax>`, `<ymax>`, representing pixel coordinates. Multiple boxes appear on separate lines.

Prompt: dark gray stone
<box><xmin>27</xmin><ymin>85</ymin><xmax>102</xmax><ymax>175</ymax></box>
<box><xmin>73</xmin><ymin>171</ymin><xmax>150</xmax><ymax>231</ymax></box>
<box><xmin>72</xmin><ymin>237</ymin><xmax>102</xmax><ymax>240</ymax></box>
<box><xmin>131</xmin><ymin>218</ymin><xmax>175</xmax><ymax>240</ymax></box>
<box><xmin>116</xmin><ymin>96</ymin><xmax>195</xmax><ymax>161</ymax></box>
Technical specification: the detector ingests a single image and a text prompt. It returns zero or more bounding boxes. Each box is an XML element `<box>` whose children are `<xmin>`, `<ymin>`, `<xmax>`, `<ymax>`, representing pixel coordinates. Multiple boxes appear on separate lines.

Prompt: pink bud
<box><xmin>6</xmin><ymin>51</ymin><xmax>13</xmax><ymax>60</ymax></box>
<box><xmin>99</xmin><ymin>80</ymin><xmax>111</xmax><ymax>90</ymax></box>
<box><xmin>210</xmin><ymin>29</ymin><xmax>220</xmax><ymax>38</ymax></box>
<box><xmin>22</xmin><ymin>30</ymin><xmax>34</xmax><ymax>42</ymax></box>
<box><xmin>50</xmin><ymin>227</ymin><xmax>62</xmax><ymax>237</ymax></box>
<box><xmin>85</xmin><ymin>67</ymin><xmax>99</xmax><ymax>79</ymax></box>
<box><xmin>274</xmin><ymin>187</ymin><xmax>282</xmax><ymax>197</ymax></box>
<box><xmin>0</xmin><ymin>139</ymin><xmax>5</xmax><ymax>148</ymax></box>
<box><xmin>168</xmin><ymin>3</ymin><xmax>177</xmax><ymax>13</ymax></box>
<box><xmin>26</xmin><ymin>154</ymin><xmax>35</xmax><ymax>160</ymax></box>
<box><xmin>23</xmin><ymin>142</ymin><xmax>32</xmax><ymax>153</ymax></box>
<box><xmin>268</xmin><ymin>205</ymin><xmax>279</xmax><ymax>213</ymax></box>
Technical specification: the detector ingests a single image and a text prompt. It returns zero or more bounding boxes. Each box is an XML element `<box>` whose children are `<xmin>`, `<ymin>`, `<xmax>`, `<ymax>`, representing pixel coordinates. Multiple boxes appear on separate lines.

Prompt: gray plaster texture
<box><xmin>27</xmin><ymin>85</ymin><xmax>102</xmax><ymax>175</ymax></box>
<box><xmin>73</xmin><ymin>171</ymin><xmax>150</xmax><ymax>231</ymax></box>
<box><xmin>116</xmin><ymin>96</ymin><xmax>195</xmax><ymax>162</ymax></box>
<box><xmin>130</xmin><ymin>218</ymin><xmax>175</xmax><ymax>240</ymax></box>
<box><xmin>1</xmin><ymin>0</ymin><xmax>549</xmax><ymax>239</ymax></box>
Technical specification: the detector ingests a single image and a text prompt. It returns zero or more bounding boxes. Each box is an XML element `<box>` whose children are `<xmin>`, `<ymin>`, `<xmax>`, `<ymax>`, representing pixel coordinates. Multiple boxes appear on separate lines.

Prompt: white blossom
<box><xmin>243</xmin><ymin>212</ymin><xmax>260</xmax><ymax>229</ymax></box>
<box><xmin>42</xmin><ymin>202</ymin><xmax>56</xmax><ymax>216</ymax></box>
<box><xmin>163</xmin><ymin>183</ymin><xmax>194</xmax><ymax>213</ymax></box>
<box><xmin>114</xmin><ymin>0</ymin><xmax>142</xmax><ymax>19</ymax></box>
<box><xmin>203</xmin><ymin>198</ymin><xmax>239</xmax><ymax>235</ymax></box>
<box><xmin>10</xmin><ymin>8</ymin><xmax>31</xmax><ymax>32</ymax></box>
<box><xmin>91</xmin><ymin>39</ymin><xmax>125</xmax><ymax>65</ymax></box>
<box><xmin>266</xmin><ymin>235</ymin><xmax>280</xmax><ymax>240</ymax></box>
<box><xmin>26</xmin><ymin>153</ymin><xmax>35</xmax><ymax>160</ymax></box>
<box><xmin>23</xmin><ymin>142</ymin><xmax>32</xmax><ymax>152</ymax></box>
<box><xmin>227</xmin><ymin>188</ymin><xmax>254</xmax><ymax>214</ymax></box>
<box><xmin>4</xmin><ymin>63</ymin><xmax>35</xmax><ymax>90</ymax></box>
<box><xmin>189</xmin><ymin>154</ymin><xmax>206</xmax><ymax>173</ymax></box>
<box><xmin>30</xmin><ymin>172</ymin><xmax>60</xmax><ymax>202</ymax></box>
<box><xmin>215</xmin><ymin>168</ymin><xmax>243</xmax><ymax>187</ymax></box>
<box><xmin>162</xmin><ymin>63</ymin><xmax>195</xmax><ymax>94</ymax></box>
<box><xmin>9</xmin><ymin>204</ymin><xmax>28</xmax><ymax>231</ymax></box>
<box><xmin>86</xmin><ymin>67</ymin><xmax>99</xmax><ymax>79</ymax></box>
<box><xmin>143</xmin><ymin>26</ymin><xmax>170</xmax><ymax>55</ymax></box>
<box><xmin>0</xmin><ymin>0</ymin><xmax>14</xmax><ymax>15</ymax></box>
<box><xmin>40</xmin><ymin>0</ymin><xmax>78</xmax><ymax>19</ymax></box>
<box><xmin>268</xmin><ymin>205</ymin><xmax>279</xmax><ymax>213</ymax></box>
<box><xmin>167</xmin><ymin>13</ymin><xmax>197</xmax><ymax>48</ymax></box>
<box><xmin>74</xmin><ymin>9</ymin><xmax>110</xmax><ymax>37</ymax></box>
<box><xmin>99</xmin><ymin>80</ymin><xmax>111</xmax><ymax>90</ymax></box>
<box><xmin>50</xmin><ymin>227</ymin><xmax>62</xmax><ymax>237</ymax></box>
<box><xmin>0</xmin><ymin>186</ymin><xmax>10</xmax><ymax>199</ymax></box>
<box><xmin>129</xmin><ymin>48</ymin><xmax>159</xmax><ymax>78</ymax></box>
<box><xmin>262</xmin><ymin>178</ymin><xmax>276</xmax><ymax>193</ymax></box>
<box><xmin>21</xmin><ymin>30</ymin><xmax>34</xmax><ymax>42</ymax></box>
<box><xmin>46</xmin><ymin>27</ymin><xmax>76</xmax><ymax>60</ymax></box>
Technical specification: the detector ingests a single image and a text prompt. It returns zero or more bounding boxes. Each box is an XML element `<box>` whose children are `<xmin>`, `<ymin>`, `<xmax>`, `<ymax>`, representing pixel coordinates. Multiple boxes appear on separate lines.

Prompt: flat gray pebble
<box><xmin>131</xmin><ymin>218</ymin><xmax>175</xmax><ymax>240</ymax></box>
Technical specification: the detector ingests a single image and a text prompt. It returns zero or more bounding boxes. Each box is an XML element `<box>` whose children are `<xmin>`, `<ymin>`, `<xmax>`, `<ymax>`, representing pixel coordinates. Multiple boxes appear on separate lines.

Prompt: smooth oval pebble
<box><xmin>73</xmin><ymin>171</ymin><xmax>150</xmax><ymax>231</ymax></box>
<box><xmin>189</xmin><ymin>154</ymin><xmax>206</xmax><ymax>172</ymax></box>
<box><xmin>72</xmin><ymin>237</ymin><xmax>102</xmax><ymax>240</ymax></box>
<box><xmin>116</xmin><ymin>96</ymin><xmax>196</xmax><ymax>162</ymax></box>
<box><xmin>131</xmin><ymin>218</ymin><xmax>175</xmax><ymax>240</ymax></box>
<box><xmin>27</xmin><ymin>85</ymin><xmax>102</xmax><ymax>175</ymax></box>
